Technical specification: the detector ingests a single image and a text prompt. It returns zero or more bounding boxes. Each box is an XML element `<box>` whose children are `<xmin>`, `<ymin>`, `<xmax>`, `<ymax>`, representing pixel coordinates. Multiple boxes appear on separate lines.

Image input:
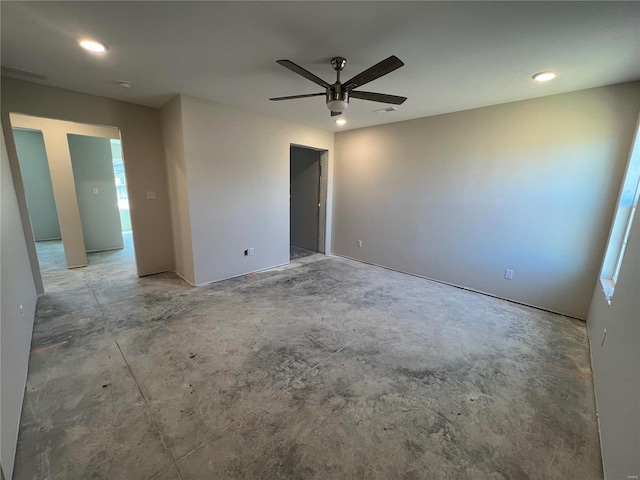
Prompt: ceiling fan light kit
<box><xmin>326</xmin><ymin>91</ymin><xmax>349</xmax><ymax>113</ymax></box>
<box><xmin>270</xmin><ymin>55</ymin><xmax>407</xmax><ymax>117</ymax></box>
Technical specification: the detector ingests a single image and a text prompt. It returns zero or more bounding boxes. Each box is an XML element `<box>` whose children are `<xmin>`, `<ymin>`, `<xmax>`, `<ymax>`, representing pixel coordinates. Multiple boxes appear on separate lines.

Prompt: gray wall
<box><xmin>12</xmin><ymin>129</ymin><xmax>61</xmax><ymax>241</ymax></box>
<box><xmin>332</xmin><ymin>82</ymin><xmax>640</xmax><ymax>319</ymax></box>
<box><xmin>587</xmin><ymin>168</ymin><xmax>640</xmax><ymax>477</ymax></box>
<box><xmin>1</xmin><ymin>129</ymin><xmax>38</xmax><ymax>479</ymax></box>
<box><xmin>290</xmin><ymin>146</ymin><xmax>321</xmax><ymax>251</ymax></box>
<box><xmin>176</xmin><ymin>95</ymin><xmax>334</xmax><ymax>286</ymax></box>
<box><xmin>67</xmin><ymin>134</ymin><xmax>123</xmax><ymax>253</ymax></box>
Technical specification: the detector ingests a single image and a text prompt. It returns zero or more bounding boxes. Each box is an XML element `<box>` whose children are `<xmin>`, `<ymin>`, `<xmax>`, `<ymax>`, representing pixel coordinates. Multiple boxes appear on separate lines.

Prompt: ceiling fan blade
<box><xmin>349</xmin><ymin>91</ymin><xmax>407</xmax><ymax>105</ymax></box>
<box><xmin>343</xmin><ymin>55</ymin><xmax>404</xmax><ymax>91</ymax></box>
<box><xmin>276</xmin><ymin>60</ymin><xmax>331</xmax><ymax>89</ymax></box>
<box><xmin>270</xmin><ymin>93</ymin><xmax>325</xmax><ymax>101</ymax></box>
<box><xmin>331</xmin><ymin>111</ymin><xmax>342</xmax><ymax>116</ymax></box>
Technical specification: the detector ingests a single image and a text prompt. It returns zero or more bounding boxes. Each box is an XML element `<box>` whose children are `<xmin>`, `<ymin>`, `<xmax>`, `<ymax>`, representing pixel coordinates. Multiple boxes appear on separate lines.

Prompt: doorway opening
<box><xmin>111</xmin><ymin>139</ymin><xmax>132</xmax><ymax>235</ymax></box>
<box><xmin>12</xmin><ymin>127</ymin><xmax>64</xmax><ymax>273</ymax></box>
<box><xmin>10</xmin><ymin>113</ymin><xmax>137</xmax><ymax>289</ymax></box>
<box><xmin>290</xmin><ymin>145</ymin><xmax>328</xmax><ymax>260</ymax></box>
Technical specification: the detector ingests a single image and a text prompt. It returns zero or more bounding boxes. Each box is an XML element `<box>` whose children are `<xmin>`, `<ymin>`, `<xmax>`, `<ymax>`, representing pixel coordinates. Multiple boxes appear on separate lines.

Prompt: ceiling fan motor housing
<box><xmin>326</xmin><ymin>85</ymin><xmax>349</xmax><ymax>112</ymax></box>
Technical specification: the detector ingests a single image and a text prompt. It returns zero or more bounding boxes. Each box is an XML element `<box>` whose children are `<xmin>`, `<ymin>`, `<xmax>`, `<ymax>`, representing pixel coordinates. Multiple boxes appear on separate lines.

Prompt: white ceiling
<box><xmin>2</xmin><ymin>1</ymin><xmax>639</xmax><ymax>132</ymax></box>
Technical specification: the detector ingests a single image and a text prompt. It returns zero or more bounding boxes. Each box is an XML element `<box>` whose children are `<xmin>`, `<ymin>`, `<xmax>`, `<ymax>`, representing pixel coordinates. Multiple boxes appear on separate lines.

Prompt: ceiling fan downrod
<box><xmin>327</xmin><ymin>57</ymin><xmax>349</xmax><ymax>113</ymax></box>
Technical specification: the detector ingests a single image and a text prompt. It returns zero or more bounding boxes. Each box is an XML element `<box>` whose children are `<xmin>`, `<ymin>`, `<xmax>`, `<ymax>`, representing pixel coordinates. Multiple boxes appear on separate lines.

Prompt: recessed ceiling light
<box><xmin>336</xmin><ymin>118</ymin><xmax>346</xmax><ymax>126</ymax></box>
<box><xmin>532</xmin><ymin>71</ymin><xmax>556</xmax><ymax>82</ymax></box>
<box><xmin>117</xmin><ymin>80</ymin><xmax>132</xmax><ymax>89</ymax></box>
<box><xmin>78</xmin><ymin>39</ymin><xmax>107</xmax><ymax>53</ymax></box>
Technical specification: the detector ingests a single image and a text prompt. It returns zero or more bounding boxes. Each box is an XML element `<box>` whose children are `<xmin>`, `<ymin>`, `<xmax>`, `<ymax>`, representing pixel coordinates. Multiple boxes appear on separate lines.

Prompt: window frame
<box><xmin>599</xmin><ymin>117</ymin><xmax>640</xmax><ymax>304</ymax></box>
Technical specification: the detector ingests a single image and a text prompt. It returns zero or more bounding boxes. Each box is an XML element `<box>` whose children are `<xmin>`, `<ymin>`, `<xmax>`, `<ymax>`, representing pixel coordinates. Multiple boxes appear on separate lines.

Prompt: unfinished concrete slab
<box><xmin>13</xmin><ymin>237</ymin><xmax>602</xmax><ymax>479</ymax></box>
<box><xmin>290</xmin><ymin>245</ymin><xmax>316</xmax><ymax>261</ymax></box>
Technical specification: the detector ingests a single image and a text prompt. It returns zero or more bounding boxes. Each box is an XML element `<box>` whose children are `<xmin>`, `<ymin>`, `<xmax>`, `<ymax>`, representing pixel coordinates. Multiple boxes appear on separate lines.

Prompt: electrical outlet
<box><xmin>146</xmin><ymin>191</ymin><xmax>157</xmax><ymax>200</ymax></box>
<box><xmin>504</xmin><ymin>269</ymin><xmax>514</xmax><ymax>280</ymax></box>
<box><xmin>357</xmin><ymin>240</ymin><xmax>363</xmax><ymax>248</ymax></box>
<box><xmin>92</xmin><ymin>187</ymin><xmax>99</xmax><ymax>195</ymax></box>
<box><xmin>249</xmin><ymin>248</ymin><xmax>254</xmax><ymax>256</ymax></box>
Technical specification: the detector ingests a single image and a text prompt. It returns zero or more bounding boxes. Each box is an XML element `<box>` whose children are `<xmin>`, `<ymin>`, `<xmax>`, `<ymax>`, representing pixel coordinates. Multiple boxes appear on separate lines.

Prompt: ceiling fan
<box><xmin>270</xmin><ymin>56</ymin><xmax>407</xmax><ymax>116</ymax></box>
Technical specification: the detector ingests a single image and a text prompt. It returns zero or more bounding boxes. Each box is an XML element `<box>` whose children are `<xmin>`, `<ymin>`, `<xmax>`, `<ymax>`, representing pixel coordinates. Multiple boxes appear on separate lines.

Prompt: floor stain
<box><xmin>30</xmin><ymin>341</ymin><xmax>67</xmax><ymax>355</ymax></box>
<box><xmin>546</xmin><ymin>362</ymin><xmax>593</xmax><ymax>381</ymax></box>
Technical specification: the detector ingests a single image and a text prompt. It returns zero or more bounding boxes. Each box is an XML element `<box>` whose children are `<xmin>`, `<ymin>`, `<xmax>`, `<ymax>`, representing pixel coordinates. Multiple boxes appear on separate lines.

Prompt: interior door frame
<box><xmin>318</xmin><ymin>150</ymin><xmax>328</xmax><ymax>254</ymax></box>
<box><xmin>290</xmin><ymin>144</ymin><xmax>329</xmax><ymax>254</ymax></box>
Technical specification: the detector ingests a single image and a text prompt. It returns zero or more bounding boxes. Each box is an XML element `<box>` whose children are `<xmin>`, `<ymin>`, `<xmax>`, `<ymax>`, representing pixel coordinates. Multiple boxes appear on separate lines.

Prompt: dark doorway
<box><xmin>290</xmin><ymin>146</ymin><xmax>322</xmax><ymax>259</ymax></box>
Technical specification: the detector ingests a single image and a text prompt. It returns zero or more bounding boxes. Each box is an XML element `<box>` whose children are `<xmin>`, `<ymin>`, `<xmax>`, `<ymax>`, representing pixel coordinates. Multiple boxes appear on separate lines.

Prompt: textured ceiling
<box><xmin>2</xmin><ymin>1</ymin><xmax>639</xmax><ymax>132</ymax></box>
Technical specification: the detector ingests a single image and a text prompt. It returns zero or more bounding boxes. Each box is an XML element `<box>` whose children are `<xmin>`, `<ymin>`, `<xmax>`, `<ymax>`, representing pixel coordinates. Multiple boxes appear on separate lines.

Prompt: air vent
<box><xmin>1</xmin><ymin>66</ymin><xmax>48</xmax><ymax>81</ymax></box>
<box><xmin>373</xmin><ymin>106</ymin><xmax>398</xmax><ymax>114</ymax></box>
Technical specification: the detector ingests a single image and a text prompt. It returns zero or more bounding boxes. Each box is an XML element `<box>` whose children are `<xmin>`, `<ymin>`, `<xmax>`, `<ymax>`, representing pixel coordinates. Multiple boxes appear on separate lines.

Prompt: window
<box><xmin>600</xmin><ymin>121</ymin><xmax>640</xmax><ymax>303</ymax></box>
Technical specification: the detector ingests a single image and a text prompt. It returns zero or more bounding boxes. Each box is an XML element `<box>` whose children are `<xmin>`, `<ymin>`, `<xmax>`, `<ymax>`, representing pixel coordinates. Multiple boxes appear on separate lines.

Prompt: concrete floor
<box><xmin>290</xmin><ymin>245</ymin><xmax>316</xmax><ymax>260</ymax></box>
<box><xmin>14</xmin><ymin>235</ymin><xmax>602</xmax><ymax>480</ymax></box>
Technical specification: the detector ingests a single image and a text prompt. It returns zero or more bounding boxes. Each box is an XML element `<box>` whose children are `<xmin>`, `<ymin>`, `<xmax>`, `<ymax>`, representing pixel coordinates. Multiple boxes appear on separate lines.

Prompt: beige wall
<box><xmin>159</xmin><ymin>96</ymin><xmax>195</xmax><ymax>284</ymax></box>
<box><xmin>1</xmin><ymin>78</ymin><xmax>174</xmax><ymax>277</ymax></box>
<box><xmin>179</xmin><ymin>95</ymin><xmax>334</xmax><ymax>285</ymax></box>
<box><xmin>587</xmin><ymin>211</ymin><xmax>640</xmax><ymax>479</ymax></box>
<box><xmin>332</xmin><ymin>82</ymin><xmax>640</xmax><ymax>319</ymax></box>
<box><xmin>1</xmin><ymin>129</ymin><xmax>38</xmax><ymax>479</ymax></box>
<box><xmin>586</xmin><ymin>117</ymin><xmax>640</xmax><ymax>478</ymax></box>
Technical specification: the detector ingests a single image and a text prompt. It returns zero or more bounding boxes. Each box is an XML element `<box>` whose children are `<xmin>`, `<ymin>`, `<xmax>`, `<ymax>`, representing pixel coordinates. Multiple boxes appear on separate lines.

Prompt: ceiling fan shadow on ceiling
<box><xmin>269</xmin><ymin>56</ymin><xmax>407</xmax><ymax>116</ymax></box>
